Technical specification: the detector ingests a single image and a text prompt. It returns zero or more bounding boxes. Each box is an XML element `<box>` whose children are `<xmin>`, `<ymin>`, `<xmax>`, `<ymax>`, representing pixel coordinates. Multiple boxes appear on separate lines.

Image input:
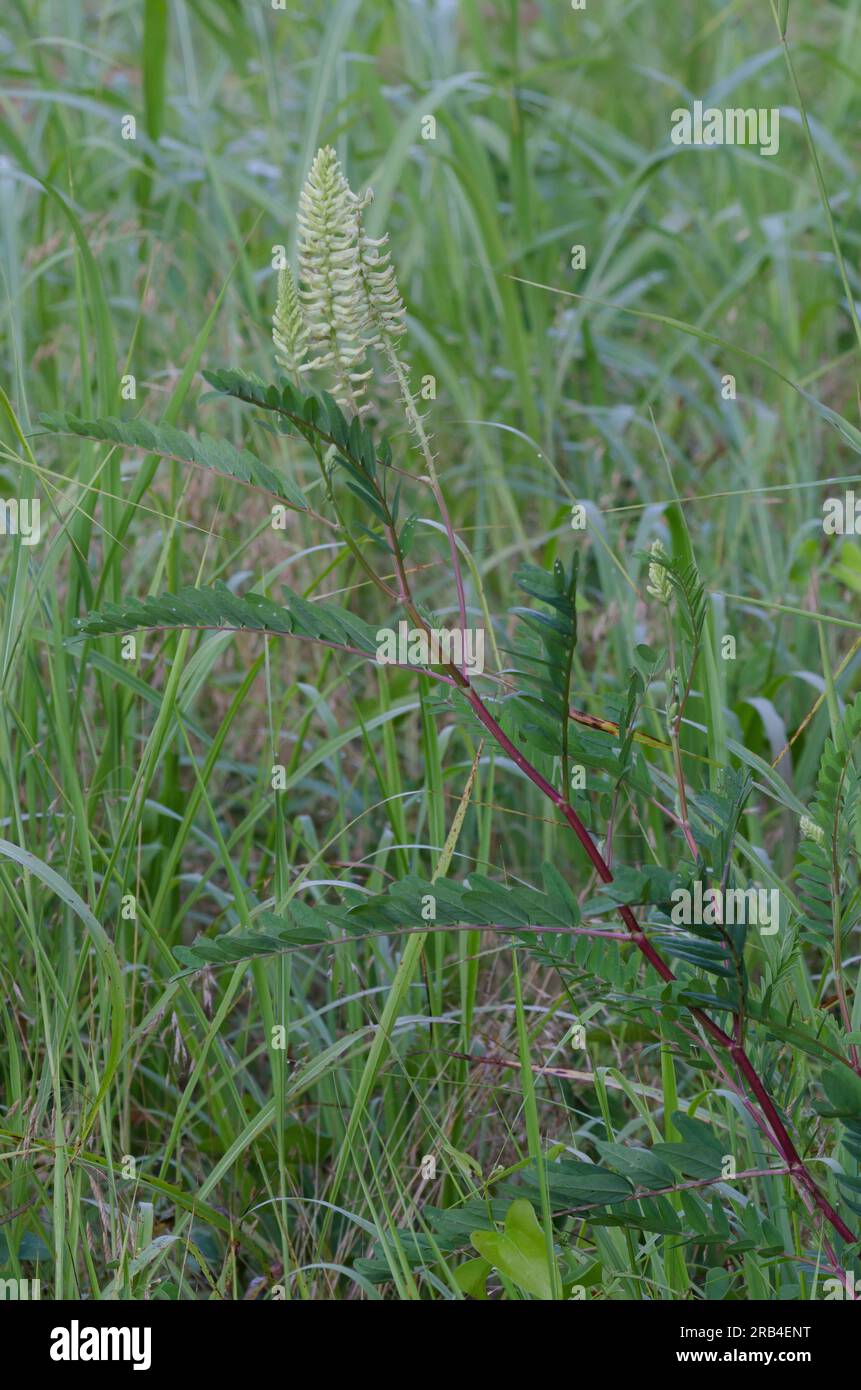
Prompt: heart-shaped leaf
<box><xmin>471</xmin><ymin>1198</ymin><xmax>555</xmax><ymax>1300</ymax></box>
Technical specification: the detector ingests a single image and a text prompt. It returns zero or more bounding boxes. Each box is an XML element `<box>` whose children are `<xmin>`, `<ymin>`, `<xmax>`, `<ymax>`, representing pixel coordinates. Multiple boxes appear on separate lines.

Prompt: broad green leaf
<box><xmin>471</xmin><ymin>1198</ymin><xmax>556</xmax><ymax>1300</ymax></box>
<box><xmin>453</xmin><ymin>1256</ymin><xmax>491</xmax><ymax>1300</ymax></box>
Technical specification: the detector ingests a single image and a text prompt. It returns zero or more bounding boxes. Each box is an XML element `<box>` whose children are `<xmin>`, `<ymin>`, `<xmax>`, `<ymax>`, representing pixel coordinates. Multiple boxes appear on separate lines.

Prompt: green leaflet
<box><xmin>71</xmin><ymin>579</ymin><xmax>382</xmax><ymax>657</ymax></box>
<box><xmin>510</xmin><ymin>1160</ymin><xmax>633</xmax><ymax>1208</ymax></box>
<box><xmin>506</xmin><ymin>556</ymin><xmax>579</xmax><ymax>763</ymax></box>
<box><xmin>38</xmin><ymin>410</ymin><xmax>307</xmax><ymax>510</ymax></box>
<box><xmin>171</xmin><ymin>866</ymin><xmax>581</xmax><ymax>972</ymax></box>
<box><xmin>650</xmin><ymin>1142</ymin><xmax>724</xmax><ymax>1181</ymax></box>
<box><xmin>202</xmin><ymin>367</ymin><xmax>392</xmax><ymax>478</ymax></box>
<box><xmin>640</xmin><ymin>547</ymin><xmax>707</xmax><ymax>647</ymax></box>
<box><xmin>344</xmin><ymin>868</ymin><xmax>581</xmax><ymax>932</ymax></box>
<box><xmin>820</xmin><ymin>1065</ymin><xmax>861</xmax><ymax>1209</ymax></box>
<box><xmin>202</xmin><ymin>367</ymin><xmax>399</xmax><ymax>539</ymax></box>
<box><xmin>595</xmin><ymin>1141</ymin><xmax>675</xmax><ymax>1189</ymax></box>
<box><xmin>173</xmin><ymin>903</ymin><xmax>359</xmax><ymax>970</ymax></box>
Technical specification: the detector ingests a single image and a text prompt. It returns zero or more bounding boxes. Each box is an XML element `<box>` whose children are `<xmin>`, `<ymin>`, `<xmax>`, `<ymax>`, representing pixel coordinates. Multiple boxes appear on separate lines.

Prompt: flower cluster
<box><xmin>274</xmin><ymin>145</ymin><xmax>406</xmax><ymax>413</ymax></box>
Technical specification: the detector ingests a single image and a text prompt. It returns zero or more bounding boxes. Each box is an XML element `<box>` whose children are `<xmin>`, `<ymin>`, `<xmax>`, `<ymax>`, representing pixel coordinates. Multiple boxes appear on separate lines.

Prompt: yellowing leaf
<box><xmin>471</xmin><ymin>1198</ymin><xmax>555</xmax><ymax>1300</ymax></box>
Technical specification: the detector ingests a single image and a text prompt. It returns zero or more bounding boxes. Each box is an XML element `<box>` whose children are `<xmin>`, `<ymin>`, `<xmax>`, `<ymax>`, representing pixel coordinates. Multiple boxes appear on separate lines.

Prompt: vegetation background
<box><xmin>1</xmin><ymin>0</ymin><xmax>861</xmax><ymax>1300</ymax></box>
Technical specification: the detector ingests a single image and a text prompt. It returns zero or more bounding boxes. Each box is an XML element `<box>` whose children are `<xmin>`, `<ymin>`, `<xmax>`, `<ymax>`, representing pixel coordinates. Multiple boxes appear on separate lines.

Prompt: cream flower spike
<box><xmin>646</xmin><ymin>538</ymin><xmax>673</xmax><ymax>606</ymax></box>
<box><xmin>353</xmin><ymin>188</ymin><xmax>407</xmax><ymax>346</ymax></box>
<box><xmin>272</xmin><ymin>263</ymin><xmax>307</xmax><ymax>378</ymax></box>
<box><xmin>799</xmin><ymin>814</ymin><xmax>825</xmax><ymax>846</ymax></box>
<box><xmin>296</xmin><ymin>145</ymin><xmax>372</xmax><ymax>413</ymax></box>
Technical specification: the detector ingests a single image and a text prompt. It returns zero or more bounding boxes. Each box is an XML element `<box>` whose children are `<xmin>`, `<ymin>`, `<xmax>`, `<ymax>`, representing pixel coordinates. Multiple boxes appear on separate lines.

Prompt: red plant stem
<box><xmin>381</xmin><ymin>341</ymin><xmax>470</xmax><ymax>641</ymax></box>
<box><xmin>454</xmin><ymin>675</ymin><xmax>857</xmax><ymax>1249</ymax></box>
<box><xmin>273</xmin><ymin>396</ymin><xmax>855</xmax><ymax>1252</ymax></box>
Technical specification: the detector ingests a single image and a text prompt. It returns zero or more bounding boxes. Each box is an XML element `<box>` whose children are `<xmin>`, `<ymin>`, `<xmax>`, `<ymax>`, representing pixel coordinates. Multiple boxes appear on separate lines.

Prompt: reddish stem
<box><xmin>455</xmin><ymin>678</ymin><xmax>857</xmax><ymax>1249</ymax></box>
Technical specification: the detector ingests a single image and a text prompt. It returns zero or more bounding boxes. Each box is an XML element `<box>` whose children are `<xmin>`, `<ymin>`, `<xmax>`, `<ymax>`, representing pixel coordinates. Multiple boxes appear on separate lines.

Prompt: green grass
<box><xmin>1</xmin><ymin>0</ymin><xmax>861</xmax><ymax>1300</ymax></box>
